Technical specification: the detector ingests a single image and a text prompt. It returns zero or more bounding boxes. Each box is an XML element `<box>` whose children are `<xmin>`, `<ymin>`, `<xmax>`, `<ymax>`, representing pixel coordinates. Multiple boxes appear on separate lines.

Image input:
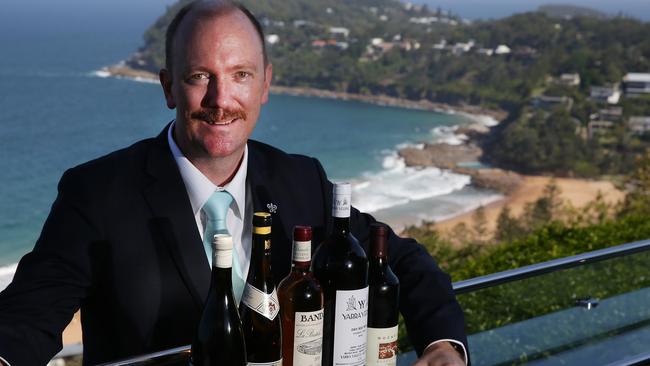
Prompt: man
<box><xmin>0</xmin><ymin>1</ymin><xmax>468</xmax><ymax>365</ymax></box>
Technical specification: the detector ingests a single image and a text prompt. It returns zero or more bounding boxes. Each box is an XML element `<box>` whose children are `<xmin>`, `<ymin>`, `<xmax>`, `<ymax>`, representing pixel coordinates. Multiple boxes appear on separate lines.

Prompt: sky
<box><xmin>414</xmin><ymin>0</ymin><xmax>650</xmax><ymax>20</ymax></box>
<box><xmin>2</xmin><ymin>0</ymin><xmax>647</xmax><ymax>26</ymax></box>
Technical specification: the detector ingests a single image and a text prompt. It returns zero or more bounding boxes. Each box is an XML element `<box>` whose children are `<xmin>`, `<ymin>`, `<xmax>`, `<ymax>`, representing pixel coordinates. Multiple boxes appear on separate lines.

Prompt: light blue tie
<box><xmin>202</xmin><ymin>190</ymin><xmax>245</xmax><ymax>303</ymax></box>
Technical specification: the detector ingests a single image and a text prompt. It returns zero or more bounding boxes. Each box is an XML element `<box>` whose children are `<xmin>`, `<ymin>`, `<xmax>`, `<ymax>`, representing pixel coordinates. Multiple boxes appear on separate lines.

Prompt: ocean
<box><xmin>0</xmin><ymin>0</ymin><xmax>501</xmax><ymax>290</ymax></box>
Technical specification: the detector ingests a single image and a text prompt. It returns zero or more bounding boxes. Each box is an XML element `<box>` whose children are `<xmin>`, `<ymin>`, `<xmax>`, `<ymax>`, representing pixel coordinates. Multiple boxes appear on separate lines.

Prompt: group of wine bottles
<box><xmin>190</xmin><ymin>182</ymin><xmax>400</xmax><ymax>366</ymax></box>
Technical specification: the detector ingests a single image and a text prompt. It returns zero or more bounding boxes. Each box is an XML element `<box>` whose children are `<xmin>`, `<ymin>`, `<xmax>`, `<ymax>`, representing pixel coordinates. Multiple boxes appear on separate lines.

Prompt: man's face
<box><xmin>161</xmin><ymin>10</ymin><xmax>272</xmax><ymax>160</ymax></box>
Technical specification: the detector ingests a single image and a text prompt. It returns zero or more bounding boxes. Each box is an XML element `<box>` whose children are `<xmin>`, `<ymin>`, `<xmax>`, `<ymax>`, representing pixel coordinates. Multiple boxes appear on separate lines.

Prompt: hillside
<box><xmin>537</xmin><ymin>4</ymin><xmax>608</xmax><ymax>19</ymax></box>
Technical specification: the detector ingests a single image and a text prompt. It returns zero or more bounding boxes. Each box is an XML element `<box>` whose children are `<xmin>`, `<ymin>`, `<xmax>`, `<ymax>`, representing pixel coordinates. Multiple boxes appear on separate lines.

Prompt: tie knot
<box><xmin>203</xmin><ymin>190</ymin><xmax>233</xmax><ymax>223</ymax></box>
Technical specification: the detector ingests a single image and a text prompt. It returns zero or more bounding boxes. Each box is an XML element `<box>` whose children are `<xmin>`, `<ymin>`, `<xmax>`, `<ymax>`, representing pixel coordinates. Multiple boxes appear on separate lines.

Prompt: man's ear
<box><xmin>159</xmin><ymin>69</ymin><xmax>176</xmax><ymax>109</ymax></box>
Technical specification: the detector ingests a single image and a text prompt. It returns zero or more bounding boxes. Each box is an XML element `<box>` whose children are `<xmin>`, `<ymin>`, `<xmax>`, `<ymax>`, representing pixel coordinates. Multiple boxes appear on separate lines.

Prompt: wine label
<box><xmin>293</xmin><ymin>309</ymin><xmax>323</xmax><ymax>366</ymax></box>
<box><xmin>332</xmin><ymin>183</ymin><xmax>351</xmax><ymax>218</ymax></box>
<box><xmin>366</xmin><ymin>325</ymin><xmax>399</xmax><ymax>365</ymax></box>
<box><xmin>292</xmin><ymin>240</ymin><xmax>311</xmax><ymax>262</ymax></box>
<box><xmin>247</xmin><ymin>360</ymin><xmax>282</xmax><ymax>366</ymax></box>
<box><xmin>332</xmin><ymin>287</ymin><xmax>369</xmax><ymax>366</ymax></box>
<box><xmin>241</xmin><ymin>284</ymin><xmax>280</xmax><ymax>321</ymax></box>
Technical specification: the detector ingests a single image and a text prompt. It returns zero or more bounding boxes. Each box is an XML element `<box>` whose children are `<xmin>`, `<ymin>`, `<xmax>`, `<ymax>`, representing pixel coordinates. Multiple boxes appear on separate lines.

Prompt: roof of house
<box><xmin>623</xmin><ymin>73</ymin><xmax>650</xmax><ymax>83</ymax></box>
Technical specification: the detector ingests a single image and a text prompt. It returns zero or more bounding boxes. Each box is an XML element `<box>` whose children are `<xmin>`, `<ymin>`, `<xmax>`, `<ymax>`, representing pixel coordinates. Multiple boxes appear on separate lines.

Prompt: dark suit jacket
<box><xmin>0</xmin><ymin>125</ymin><xmax>467</xmax><ymax>365</ymax></box>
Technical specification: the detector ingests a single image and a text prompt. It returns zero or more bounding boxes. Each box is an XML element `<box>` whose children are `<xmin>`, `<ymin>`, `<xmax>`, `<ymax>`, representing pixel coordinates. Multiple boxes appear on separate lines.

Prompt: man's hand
<box><xmin>412</xmin><ymin>341</ymin><xmax>466</xmax><ymax>366</ymax></box>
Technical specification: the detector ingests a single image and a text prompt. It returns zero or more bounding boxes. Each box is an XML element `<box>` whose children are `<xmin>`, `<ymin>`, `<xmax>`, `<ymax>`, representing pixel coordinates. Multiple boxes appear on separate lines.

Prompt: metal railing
<box><xmin>453</xmin><ymin>238</ymin><xmax>650</xmax><ymax>295</ymax></box>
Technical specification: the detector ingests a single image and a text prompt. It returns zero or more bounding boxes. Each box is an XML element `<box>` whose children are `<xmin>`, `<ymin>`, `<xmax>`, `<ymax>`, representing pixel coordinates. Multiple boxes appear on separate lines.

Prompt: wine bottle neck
<box><xmin>213</xmin><ymin>266</ymin><xmax>233</xmax><ymax>283</ymax></box>
<box><xmin>332</xmin><ymin>216</ymin><xmax>350</xmax><ymax>235</ymax></box>
<box><xmin>371</xmin><ymin>256</ymin><xmax>388</xmax><ymax>267</ymax></box>
<box><xmin>292</xmin><ymin>260</ymin><xmax>311</xmax><ymax>272</ymax></box>
<box><xmin>251</xmin><ymin>233</ymin><xmax>272</xmax><ymax>271</ymax></box>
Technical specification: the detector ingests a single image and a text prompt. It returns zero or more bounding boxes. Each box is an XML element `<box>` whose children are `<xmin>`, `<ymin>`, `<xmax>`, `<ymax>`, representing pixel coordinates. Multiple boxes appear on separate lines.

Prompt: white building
<box><xmin>588</xmin><ymin>120</ymin><xmax>615</xmax><ymax>139</ymax></box>
<box><xmin>494</xmin><ymin>44</ymin><xmax>511</xmax><ymax>55</ymax></box>
<box><xmin>590</xmin><ymin>84</ymin><xmax>621</xmax><ymax>105</ymax></box>
<box><xmin>623</xmin><ymin>73</ymin><xmax>650</xmax><ymax>96</ymax></box>
<box><xmin>560</xmin><ymin>73</ymin><xmax>581</xmax><ymax>86</ymax></box>
<box><xmin>477</xmin><ymin>48</ymin><xmax>494</xmax><ymax>56</ymax></box>
<box><xmin>329</xmin><ymin>27</ymin><xmax>350</xmax><ymax>38</ymax></box>
<box><xmin>628</xmin><ymin>116</ymin><xmax>650</xmax><ymax>135</ymax></box>
<box><xmin>266</xmin><ymin>34</ymin><xmax>280</xmax><ymax>45</ymax></box>
<box><xmin>371</xmin><ymin>38</ymin><xmax>384</xmax><ymax>46</ymax></box>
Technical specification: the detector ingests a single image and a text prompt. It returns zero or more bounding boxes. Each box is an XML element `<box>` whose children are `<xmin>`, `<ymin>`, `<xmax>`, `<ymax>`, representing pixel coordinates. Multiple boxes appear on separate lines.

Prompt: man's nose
<box><xmin>204</xmin><ymin>77</ymin><xmax>233</xmax><ymax>109</ymax></box>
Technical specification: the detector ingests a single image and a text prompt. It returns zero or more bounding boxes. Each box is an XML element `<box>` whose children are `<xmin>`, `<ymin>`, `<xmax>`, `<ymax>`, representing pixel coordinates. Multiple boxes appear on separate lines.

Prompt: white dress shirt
<box><xmin>167</xmin><ymin>123</ymin><xmax>253</xmax><ymax>278</ymax></box>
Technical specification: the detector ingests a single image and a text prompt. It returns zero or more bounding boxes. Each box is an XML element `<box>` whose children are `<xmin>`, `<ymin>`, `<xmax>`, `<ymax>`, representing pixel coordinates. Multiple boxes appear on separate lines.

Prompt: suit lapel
<box><xmin>142</xmin><ymin>126</ymin><xmax>210</xmax><ymax>310</ymax></box>
<box><xmin>247</xmin><ymin>142</ymin><xmax>292</xmax><ymax>280</ymax></box>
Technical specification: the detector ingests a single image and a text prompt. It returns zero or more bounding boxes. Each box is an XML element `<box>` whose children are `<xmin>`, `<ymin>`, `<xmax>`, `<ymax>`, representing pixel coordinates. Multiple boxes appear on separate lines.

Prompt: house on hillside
<box><xmin>628</xmin><ymin>116</ymin><xmax>650</xmax><ymax>135</ymax></box>
<box><xmin>433</xmin><ymin>39</ymin><xmax>447</xmax><ymax>50</ymax></box>
<box><xmin>477</xmin><ymin>48</ymin><xmax>493</xmax><ymax>56</ymax></box>
<box><xmin>266</xmin><ymin>34</ymin><xmax>280</xmax><ymax>45</ymax></box>
<box><xmin>590</xmin><ymin>84</ymin><xmax>621</xmax><ymax>104</ymax></box>
<box><xmin>623</xmin><ymin>73</ymin><xmax>650</xmax><ymax>96</ymax></box>
<box><xmin>597</xmin><ymin>107</ymin><xmax>623</xmax><ymax>122</ymax></box>
<box><xmin>588</xmin><ymin>120</ymin><xmax>615</xmax><ymax>139</ymax></box>
<box><xmin>560</xmin><ymin>73</ymin><xmax>580</xmax><ymax>86</ymax></box>
<box><xmin>329</xmin><ymin>27</ymin><xmax>350</xmax><ymax>39</ymax></box>
<box><xmin>494</xmin><ymin>44</ymin><xmax>511</xmax><ymax>55</ymax></box>
<box><xmin>531</xmin><ymin>95</ymin><xmax>573</xmax><ymax>111</ymax></box>
<box><xmin>311</xmin><ymin>39</ymin><xmax>348</xmax><ymax>50</ymax></box>
<box><xmin>451</xmin><ymin>40</ymin><xmax>475</xmax><ymax>55</ymax></box>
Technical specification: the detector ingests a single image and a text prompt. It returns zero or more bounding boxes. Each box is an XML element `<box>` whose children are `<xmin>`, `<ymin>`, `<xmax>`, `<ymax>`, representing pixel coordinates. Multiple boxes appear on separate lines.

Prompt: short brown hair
<box><xmin>164</xmin><ymin>0</ymin><xmax>268</xmax><ymax>72</ymax></box>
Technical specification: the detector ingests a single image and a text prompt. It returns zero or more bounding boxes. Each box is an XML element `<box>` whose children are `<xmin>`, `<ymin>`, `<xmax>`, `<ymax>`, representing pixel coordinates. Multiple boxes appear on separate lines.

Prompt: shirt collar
<box><xmin>167</xmin><ymin>121</ymin><xmax>248</xmax><ymax>219</ymax></box>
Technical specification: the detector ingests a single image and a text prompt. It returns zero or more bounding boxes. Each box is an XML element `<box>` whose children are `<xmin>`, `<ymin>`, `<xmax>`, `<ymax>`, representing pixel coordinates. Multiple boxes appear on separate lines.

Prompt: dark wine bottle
<box><xmin>240</xmin><ymin>212</ymin><xmax>282</xmax><ymax>365</ymax></box>
<box><xmin>191</xmin><ymin>234</ymin><xmax>247</xmax><ymax>366</ymax></box>
<box><xmin>366</xmin><ymin>223</ymin><xmax>400</xmax><ymax>366</ymax></box>
<box><xmin>278</xmin><ymin>226</ymin><xmax>324</xmax><ymax>366</ymax></box>
<box><xmin>312</xmin><ymin>182</ymin><xmax>369</xmax><ymax>366</ymax></box>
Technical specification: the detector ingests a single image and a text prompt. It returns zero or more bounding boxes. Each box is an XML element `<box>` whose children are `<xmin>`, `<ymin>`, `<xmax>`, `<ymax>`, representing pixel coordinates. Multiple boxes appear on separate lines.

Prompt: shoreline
<box><xmin>433</xmin><ymin>176</ymin><xmax>625</xmax><ymax>241</ymax></box>
<box><xmin>98</xmin><ymin>64</ymin><xmax>508</xmax><ymax>121</ymax></box>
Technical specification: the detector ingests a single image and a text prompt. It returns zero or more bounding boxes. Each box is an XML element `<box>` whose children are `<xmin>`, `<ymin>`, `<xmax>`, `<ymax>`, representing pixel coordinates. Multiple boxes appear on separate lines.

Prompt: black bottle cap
<box><xmin>253</xmin><ymin>212</ymin><xmax>272</xmax><ymax>228</ymax></box>
<box><xmin>370</xmin><ymin>222</ymin><xmax>388</xmax><ymax>258</ymax></box>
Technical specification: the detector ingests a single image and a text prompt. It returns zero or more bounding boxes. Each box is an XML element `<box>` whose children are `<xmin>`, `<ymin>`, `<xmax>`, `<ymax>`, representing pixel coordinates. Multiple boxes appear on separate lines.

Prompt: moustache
<box><xmin>191</xmin><ymin>109</ymin><xmax>247</xmax><ymax>124</ymax></box>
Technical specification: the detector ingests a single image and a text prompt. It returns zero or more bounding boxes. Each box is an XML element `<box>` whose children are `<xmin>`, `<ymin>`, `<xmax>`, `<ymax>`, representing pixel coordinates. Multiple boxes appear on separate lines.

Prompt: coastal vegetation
<box><xmin>393</xmin><ymin>151</ymin><xmax>650</xmax><ymax>350</ymax></box>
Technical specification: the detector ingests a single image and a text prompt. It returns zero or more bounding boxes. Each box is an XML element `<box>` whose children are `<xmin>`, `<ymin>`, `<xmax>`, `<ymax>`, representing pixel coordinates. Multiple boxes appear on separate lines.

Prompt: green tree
<box><xmin>620</xmin><ymin>149</ymin><xmax>650</xmax><ymax>217</ymax></box>
<box><xmin>495</xmin><ymin>205</ymin><xmax>525</xmax><ymax>242</ymax></box>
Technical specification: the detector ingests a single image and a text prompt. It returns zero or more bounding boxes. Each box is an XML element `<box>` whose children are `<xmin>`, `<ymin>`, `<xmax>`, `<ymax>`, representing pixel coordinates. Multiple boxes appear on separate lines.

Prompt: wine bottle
<box><xmin>312</xmin><ymin>182</ymin><xmax>369</xmax><ymax>366</ymax></box>
<box><xmin>240</xmin><ymin>212</ymin><xmax>282</xmax><ymax>365</ymax></box>
<box><xmin>191</xmin><ymin>234</ymin><xmax>247</xmax><ymax>366</ymax></box>
<box><xmin>278</xmin><ymin>226</ymin><xmax>324</xmax><ymax>366</ymax></box>
<box><xmin>366</xmin><ymin>223</ymin><xmax>400</xmax><ymax>366</ymax></box>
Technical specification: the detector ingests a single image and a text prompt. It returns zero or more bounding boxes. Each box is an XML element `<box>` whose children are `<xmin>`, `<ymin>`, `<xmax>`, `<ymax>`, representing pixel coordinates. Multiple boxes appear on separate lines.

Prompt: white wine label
<box><xmin>247</xmin><ymin>360</ymin><xmax>282</xmax><ymax>366</ymax></box>
<box><xmin>333</xmin><ymin>287</ymin><xmax>369</xmax><ymax>366</ymax></box>
<box><xmin>293</xmin><ymin>240</ymin><xmax>311</xmax><ymax>262</ymax></box>
<box><xmin>366</xmin><ymin>325</ymin><xmax>399</xmax><ymax>365</ymax></box>
<box><xmin>332</xmin><ymin>183</ymin><xmax>351</xmax><ymax>218</ymax></box>
<box><xmin>293</xmin><ymin>309</ymin><xmax>323</xmax><ymax>366</ymax></box>
<box><xmin>241</xmin><ymin>284</ymin><xmax>280</xmax><ymax>321</ymax></box>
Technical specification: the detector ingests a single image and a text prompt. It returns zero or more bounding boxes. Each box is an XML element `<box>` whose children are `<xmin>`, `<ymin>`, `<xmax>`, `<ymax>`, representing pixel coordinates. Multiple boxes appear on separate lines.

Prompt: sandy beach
<box><xmin>433</xmin><ymin>175</ymin><xmax>625</xmax><ymax>238</ymax></box>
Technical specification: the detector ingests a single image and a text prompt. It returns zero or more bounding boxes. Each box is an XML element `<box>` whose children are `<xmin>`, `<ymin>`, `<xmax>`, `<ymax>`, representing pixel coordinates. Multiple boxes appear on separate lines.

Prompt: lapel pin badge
<box><xmin>266</xmin><ymin>203</ymin><xmax>277</xmax><ymax>214</ymax></box>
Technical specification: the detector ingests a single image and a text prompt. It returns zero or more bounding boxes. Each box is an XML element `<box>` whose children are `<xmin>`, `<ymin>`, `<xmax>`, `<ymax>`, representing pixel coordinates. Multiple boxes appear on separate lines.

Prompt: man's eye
<box><xmin>188</xmin><ymin>73</ymin><xmax>209</xmax><ymax>81</ymax></box>
<box><xmin>235</xmin><ymin>71</ymin><xmax>251</xmax><ymax>80</ymax></box>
